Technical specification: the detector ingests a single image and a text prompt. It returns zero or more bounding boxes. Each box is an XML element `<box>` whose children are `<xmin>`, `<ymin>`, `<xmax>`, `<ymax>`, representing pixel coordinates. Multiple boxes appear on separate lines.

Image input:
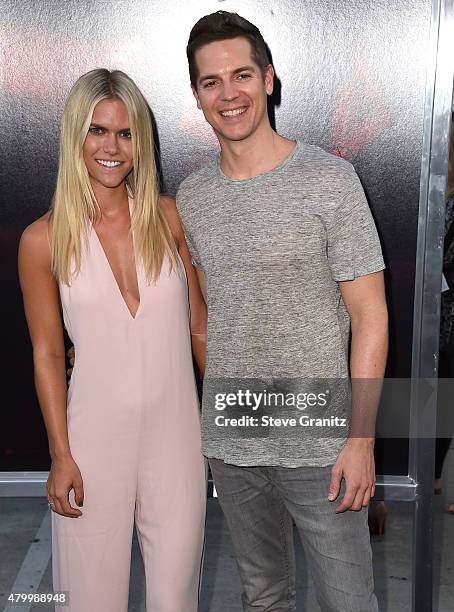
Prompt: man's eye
<box><xmin>203</xmin><ymin>80</ymin><xmax>216</xmax><ymax>88</ymax></box>
<box><xmin>237</xmin><ymin>73</ymin><xmax>251</xmax><ymax>80</ymax></box>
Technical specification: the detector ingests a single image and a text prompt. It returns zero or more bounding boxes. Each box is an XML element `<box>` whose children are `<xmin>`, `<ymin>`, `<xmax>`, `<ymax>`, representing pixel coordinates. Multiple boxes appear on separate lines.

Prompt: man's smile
<box><xmin>219</xmin><ymin>107</ymin><xmax>248</xmax><ymax>118</ymax></box>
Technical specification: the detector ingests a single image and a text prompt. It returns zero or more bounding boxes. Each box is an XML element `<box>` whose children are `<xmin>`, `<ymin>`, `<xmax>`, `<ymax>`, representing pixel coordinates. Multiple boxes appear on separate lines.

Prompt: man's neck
<box><xmin>218</xmin><ymin>127</ymin><xmax>296</xmax><ymax>181</ymax></box>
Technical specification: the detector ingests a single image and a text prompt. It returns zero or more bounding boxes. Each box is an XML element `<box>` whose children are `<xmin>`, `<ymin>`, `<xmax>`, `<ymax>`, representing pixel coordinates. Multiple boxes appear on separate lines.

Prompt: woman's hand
<box><xmin>47</xmin><ymin>455</ymin><xmax>84</xmax><ymax>518</ymax></box>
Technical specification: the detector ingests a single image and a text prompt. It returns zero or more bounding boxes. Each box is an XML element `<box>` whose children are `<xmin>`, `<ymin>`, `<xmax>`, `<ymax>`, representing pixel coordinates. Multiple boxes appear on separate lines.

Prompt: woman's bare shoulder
<box><xmin>19</xmin><ymin>212</ymin><xmax>52</xmax><ymax>261</ymax></box>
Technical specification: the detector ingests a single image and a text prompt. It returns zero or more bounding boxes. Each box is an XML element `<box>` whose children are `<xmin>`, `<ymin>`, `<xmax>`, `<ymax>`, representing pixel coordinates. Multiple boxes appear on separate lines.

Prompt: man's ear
<box><xmin>265</xmin><ymin>64</ymin><xmax>274</xmax><ymax>96</ymax></box>
<box><xmin>191</xmin><ymin>85</ymin><xmax>202</xmax><ymax>109</ymax></box>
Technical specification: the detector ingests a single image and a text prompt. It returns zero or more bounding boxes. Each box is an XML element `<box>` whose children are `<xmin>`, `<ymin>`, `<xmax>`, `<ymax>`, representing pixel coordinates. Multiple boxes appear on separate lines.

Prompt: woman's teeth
<box><xmin>96</xmin><ymin>160</ymin><xmax>121</xmax><ymax>167</ymax></box>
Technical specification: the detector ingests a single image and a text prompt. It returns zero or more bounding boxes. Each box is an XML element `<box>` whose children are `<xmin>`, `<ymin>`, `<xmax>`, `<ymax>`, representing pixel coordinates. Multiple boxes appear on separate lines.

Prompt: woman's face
<box><xmin>82</xmin><ymin>97</ymin><xmax>133</xmax><ymax>191</ymax></box>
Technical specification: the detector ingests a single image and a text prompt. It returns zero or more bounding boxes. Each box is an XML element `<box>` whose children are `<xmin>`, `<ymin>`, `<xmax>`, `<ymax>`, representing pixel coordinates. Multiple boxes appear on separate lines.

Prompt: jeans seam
<box><xmin>277</xmin><ymin>495</ymin><xmax>293</xmax><ymax>609</ymax></box>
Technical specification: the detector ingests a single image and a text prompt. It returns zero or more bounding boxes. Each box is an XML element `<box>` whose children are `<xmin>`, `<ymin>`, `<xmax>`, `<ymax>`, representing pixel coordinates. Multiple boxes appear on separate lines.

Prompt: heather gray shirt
<box><xmin>176</xmin><ymin>141</ymin><xmax>385</xmax><ymax>467</ymax></box>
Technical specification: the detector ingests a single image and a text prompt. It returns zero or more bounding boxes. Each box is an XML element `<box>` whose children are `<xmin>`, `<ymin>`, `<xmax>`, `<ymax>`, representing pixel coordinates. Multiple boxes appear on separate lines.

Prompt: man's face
<box><xmin>192</xmin><ymin>37</ymin><xmax>274</xmax><ymax>144</ymax></box>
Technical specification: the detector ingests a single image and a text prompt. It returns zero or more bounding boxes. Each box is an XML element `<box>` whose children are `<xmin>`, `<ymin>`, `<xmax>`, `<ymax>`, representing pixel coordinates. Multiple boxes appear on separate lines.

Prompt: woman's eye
<box><xmin>88</xmin><ymin>127</ymin><xmax>103</xmax><ymax>135</ymax></box>
<box><xmin>121</xmin><ymin>131</ymin><xmax>132</xmax><ymax>139</ymax></box>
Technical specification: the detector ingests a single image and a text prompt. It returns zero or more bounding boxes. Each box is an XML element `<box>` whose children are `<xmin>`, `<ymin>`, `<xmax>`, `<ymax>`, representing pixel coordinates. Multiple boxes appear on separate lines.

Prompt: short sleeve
<box><xmin>183</xmin><ymin>230</ymin><xmax>203</xmax><ymax>270</ymax></box>
<box><xmin>327</xmin><ymin>183</ymin><xmax>385</xmax><ymax>281</ymax></box>
<box><xmin>175</xmin><ymin>187</ymin><xmax>203</xmax><ymax>270</ymax></box>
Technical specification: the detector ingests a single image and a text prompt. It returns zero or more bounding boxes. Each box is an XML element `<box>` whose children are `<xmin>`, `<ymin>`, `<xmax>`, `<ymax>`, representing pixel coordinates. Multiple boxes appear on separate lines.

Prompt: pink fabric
<box><xmin>52</xmin><ymin>201</ymin><xmax>206</xmax><ymax>612</ymax></box>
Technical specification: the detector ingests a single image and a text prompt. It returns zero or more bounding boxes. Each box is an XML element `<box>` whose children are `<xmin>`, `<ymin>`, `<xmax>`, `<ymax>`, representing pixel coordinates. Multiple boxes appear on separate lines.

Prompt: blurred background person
<box><xmin>436</xmin><ymin>117</ymin><xmax>454</xmax><ymax>515</ymax></box>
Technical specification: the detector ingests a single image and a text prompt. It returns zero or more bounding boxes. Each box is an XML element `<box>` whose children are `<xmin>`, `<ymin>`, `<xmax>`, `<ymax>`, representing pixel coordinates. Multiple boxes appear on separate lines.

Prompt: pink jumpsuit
<box><xmin>52</xmin><ymin>206</ymin><xmax>207</xmax><ymax>612</ymax></box>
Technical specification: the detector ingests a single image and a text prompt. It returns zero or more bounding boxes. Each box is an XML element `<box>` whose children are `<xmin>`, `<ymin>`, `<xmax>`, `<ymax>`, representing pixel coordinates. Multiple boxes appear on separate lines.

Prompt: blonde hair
<box><xmin>50</xmin><ymin>68</ymin><xmax>177</xmax><ymax>284</ymax></box>
<box><xmin>448</xmin><ymin>120</ymin><xmax>454</xmax><ymax>197</ymax></box>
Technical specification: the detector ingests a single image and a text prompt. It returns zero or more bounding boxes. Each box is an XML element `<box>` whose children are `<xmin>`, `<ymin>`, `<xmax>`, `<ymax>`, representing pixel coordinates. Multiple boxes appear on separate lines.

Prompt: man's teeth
<box><xmin>221</xmin><ymin>108</ymin><xmax>246</xmax><ymax>117</ymax></box>
<box><xmin>96</xmin><ymin>160</ymin><xmax>121</xmax><ymax>167</ymax></box>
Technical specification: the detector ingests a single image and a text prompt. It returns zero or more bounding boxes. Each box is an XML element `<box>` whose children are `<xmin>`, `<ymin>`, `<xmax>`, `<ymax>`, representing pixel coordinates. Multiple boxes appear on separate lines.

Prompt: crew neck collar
<box><xmin>216</xmin><ymin>140</ymin><xmax>300</xmax><ymax>185</ymax></box>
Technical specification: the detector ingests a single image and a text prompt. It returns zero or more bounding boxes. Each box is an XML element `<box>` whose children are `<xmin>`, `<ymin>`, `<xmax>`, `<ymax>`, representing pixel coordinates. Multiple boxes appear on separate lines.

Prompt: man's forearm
<box><xmin>348</xmin><ymin>311</ymin><xmax>388</xmax><ymax>440</ymax></box>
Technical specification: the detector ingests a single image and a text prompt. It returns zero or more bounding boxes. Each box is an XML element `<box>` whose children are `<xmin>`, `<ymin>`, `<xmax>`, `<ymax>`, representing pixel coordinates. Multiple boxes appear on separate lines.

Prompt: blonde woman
<box><xmin>18</xmin><ymin>69</ymin><xmax>207</xmax><ymax>612</ymax></box>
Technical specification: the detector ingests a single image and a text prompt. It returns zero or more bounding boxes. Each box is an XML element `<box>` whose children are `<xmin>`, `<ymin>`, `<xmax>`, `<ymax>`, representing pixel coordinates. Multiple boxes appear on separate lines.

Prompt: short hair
<box><xmin>187</xmin><ymin>11</ymin><xmax>270</xmax><ymax>88</ymax></box>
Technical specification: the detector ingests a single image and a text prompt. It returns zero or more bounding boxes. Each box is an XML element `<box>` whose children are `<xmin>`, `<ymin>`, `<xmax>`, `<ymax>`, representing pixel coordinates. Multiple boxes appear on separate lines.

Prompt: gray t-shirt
<box><xmin>176</xmin><ymin>141</ymin><xmax>385</xmax><ymax>467</ymax></box>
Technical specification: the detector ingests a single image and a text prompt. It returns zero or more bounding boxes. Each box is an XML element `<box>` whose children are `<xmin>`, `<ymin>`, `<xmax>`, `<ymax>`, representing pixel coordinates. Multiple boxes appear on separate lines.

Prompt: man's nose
<box><xmin>221</xmin><ymin>80</ymin><xmax>240</xmax><ymax>101</ymax></box>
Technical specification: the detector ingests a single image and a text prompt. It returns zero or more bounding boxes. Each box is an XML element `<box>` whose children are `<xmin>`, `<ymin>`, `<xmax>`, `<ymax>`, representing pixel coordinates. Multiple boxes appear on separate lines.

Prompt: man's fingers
<box><xmin>328</xmin><ymin>467</ymin><xmax>342</xmax><ymax>502</ymax></box>
<box><xmin>350</xmin><ymin>488</ymin><xmax>367</xmax><ymax>512</ymax></box>
<box><xmin>67</xmin><ymin>346</ymin><xmax>75</xmax><ymax>368</ymax></box>
<box><xmin>362</xmin><ymin>488</ymin><xmax>372</xmax><ymax>508</ymax></box>
<box><xmin>335</xmin><ymin>486</ymin><xmax>357</xmax><ymax>513</ymax></box>
<box><xmin>337</xmin><ymin>482</ymin><xmax>373</xmax><ymax>512</ymax></box>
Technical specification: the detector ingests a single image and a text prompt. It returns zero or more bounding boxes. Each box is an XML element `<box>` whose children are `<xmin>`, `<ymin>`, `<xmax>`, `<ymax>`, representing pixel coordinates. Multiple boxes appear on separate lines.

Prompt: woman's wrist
<box><xmin>49</xmin><ymin>444</ymin><xmax>72</xmax><ymax>461</ymax></box>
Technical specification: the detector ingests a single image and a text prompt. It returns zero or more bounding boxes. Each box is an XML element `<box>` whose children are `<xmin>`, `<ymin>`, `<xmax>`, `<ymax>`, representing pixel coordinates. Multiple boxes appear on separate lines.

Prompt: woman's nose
<box><xmin>103</xmin><ymin>133</ymin><xmax>118</xmax><ymax>155</ymax></box>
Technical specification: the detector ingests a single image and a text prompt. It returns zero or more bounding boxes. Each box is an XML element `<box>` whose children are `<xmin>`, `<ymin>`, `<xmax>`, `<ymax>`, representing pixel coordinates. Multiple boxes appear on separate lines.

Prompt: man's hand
<box><xmin>67</xmin><ymin>346</ymin><xmax>75</xmax><ymax>380</ymax></box>
<box><xmin>328</xmin><ymin>438</ymin><xmax>375</xmax><ymax>512</ymax></box>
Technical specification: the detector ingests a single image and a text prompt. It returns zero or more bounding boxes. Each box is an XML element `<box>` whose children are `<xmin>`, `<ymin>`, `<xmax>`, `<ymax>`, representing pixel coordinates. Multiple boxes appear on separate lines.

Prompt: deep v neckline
<box><xmin>91</xmin><ymin>196</ymin><xmax>141</xmax><ymax>321</ymax></box>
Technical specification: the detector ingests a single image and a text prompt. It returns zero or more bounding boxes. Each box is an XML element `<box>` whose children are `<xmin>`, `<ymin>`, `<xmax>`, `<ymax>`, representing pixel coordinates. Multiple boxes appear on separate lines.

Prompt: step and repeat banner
<box><xmin>1</xmin><ymin>0</ymin><xmax>431</xmax><ymax>471</ymax></box>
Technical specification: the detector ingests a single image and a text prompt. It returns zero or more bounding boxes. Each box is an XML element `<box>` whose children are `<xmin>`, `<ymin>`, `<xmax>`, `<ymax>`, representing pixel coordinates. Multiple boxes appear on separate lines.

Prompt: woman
<box><xmin>18</xmin><ymin>69</ymin><xmax>207</xmax><ymax>611</ymax></box>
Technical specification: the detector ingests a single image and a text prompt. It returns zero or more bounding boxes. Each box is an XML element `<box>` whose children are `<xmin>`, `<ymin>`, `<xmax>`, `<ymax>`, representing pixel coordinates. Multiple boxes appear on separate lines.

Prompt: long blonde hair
<box><xmin>50</xmin><ymin>68</ymin><xmax>177</xmax><ymax>284</ymax></box>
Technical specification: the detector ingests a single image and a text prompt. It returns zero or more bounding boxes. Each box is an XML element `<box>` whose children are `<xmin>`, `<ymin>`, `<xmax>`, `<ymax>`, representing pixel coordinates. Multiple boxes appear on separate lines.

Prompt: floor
<box><xmin>1</xmin><ymin>447</ymin><xmax>453</xmax><ymax>612</ymax></box>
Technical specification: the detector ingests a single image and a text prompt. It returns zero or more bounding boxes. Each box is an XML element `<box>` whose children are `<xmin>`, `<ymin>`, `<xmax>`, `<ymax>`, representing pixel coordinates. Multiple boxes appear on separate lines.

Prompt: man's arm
<box><xmin>329</xmin><ymin>270</ymin><xmax>388</xmax><ymax>512</ymax></box>
<box><xmin>160</xmin><ymin>196</ymin><xmax>207</xmax><ymax>378</ymax></box>
<box><xmin>192</xmin><ymin>269</ymin><xmax>207</xmax><ymax>377</ymax></box>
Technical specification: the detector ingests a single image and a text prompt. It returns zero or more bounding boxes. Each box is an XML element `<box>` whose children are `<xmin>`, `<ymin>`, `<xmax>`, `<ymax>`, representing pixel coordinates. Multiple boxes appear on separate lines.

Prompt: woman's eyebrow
<box><xmin>89</xmin><ymin>122</ymin><xmax>130</xmax><ymax>132</ymax></box>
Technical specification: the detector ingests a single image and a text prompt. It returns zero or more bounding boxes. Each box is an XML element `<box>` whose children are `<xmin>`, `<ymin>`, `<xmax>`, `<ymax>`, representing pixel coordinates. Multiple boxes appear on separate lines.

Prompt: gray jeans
<box><xmin>209</xmin><ymin>458</ymin><xmax>379</xmax><ymax>612</ymax></box>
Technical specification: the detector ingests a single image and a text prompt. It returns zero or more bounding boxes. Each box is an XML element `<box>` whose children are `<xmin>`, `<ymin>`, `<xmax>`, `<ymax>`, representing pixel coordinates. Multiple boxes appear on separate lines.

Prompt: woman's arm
<box><xmin>160</xmin><ymin>196</ymin><xmax>207</xmax><ymax>377</ymax></box>
<box><xmin>18</xmin><ymin>215</ymin><xmax>83</xmax><ymax>517</ymax></box>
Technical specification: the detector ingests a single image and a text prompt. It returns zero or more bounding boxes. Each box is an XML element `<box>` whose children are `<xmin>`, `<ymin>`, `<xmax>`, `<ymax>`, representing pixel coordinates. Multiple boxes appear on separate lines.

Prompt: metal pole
<box><xmin>409</xmin><ymin>0</ymin><xmax>454</xmax><ymax>609</ymax></box>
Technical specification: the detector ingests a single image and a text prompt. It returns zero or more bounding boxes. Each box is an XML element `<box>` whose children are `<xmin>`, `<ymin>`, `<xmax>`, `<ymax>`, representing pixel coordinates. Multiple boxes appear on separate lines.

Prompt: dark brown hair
<box><xmin>187</xmin><ymin>11</ymin><xmax>270</xmax><ymax>88</ymax></box>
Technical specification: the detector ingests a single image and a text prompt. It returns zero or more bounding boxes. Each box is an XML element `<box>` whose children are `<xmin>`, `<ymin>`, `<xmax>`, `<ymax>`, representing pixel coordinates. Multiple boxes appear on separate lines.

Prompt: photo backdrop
<box><xmin>1</xmin><ymin>0</ymin><xmax>432</xmax><ymax>470</ymax></box>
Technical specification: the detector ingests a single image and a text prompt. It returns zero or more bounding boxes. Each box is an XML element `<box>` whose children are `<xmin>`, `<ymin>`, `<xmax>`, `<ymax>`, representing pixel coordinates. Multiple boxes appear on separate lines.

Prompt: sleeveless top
<box><xmin>59</xmin><ymin>199</ymin><xmax>200</xmax><ymax>441</ymax></box>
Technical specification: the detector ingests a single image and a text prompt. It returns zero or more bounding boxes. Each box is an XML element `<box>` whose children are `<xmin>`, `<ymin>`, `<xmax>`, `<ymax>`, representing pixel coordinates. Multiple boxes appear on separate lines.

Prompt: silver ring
<box><xmin>47</xmin><ymin>499</ymin><xmax>54</xmax><ymax>508</ymax></box>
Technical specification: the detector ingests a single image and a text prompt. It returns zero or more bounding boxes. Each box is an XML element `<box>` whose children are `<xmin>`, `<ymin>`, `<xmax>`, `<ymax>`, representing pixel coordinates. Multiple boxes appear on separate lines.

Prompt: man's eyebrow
<box><xmin>232</xmin><ymin>65</ymin><xmax>257</xmax><ymax>74</ymax></box>
<box><xmin>89</xmin><ymin>122</ymin><xmax>130</xmax><ymax>132</ymax></box>
<box><xmin>198</xmin><ymin>65</ymin><xmax>257</xmax><ymax>82</ymax></box>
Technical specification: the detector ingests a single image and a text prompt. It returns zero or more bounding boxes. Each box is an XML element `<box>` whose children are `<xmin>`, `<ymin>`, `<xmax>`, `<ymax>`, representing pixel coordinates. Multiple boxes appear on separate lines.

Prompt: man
<box><xmin>176</xmin><ymin>10</ymin><xmax>388</xmax><ymax>612</ymax></box>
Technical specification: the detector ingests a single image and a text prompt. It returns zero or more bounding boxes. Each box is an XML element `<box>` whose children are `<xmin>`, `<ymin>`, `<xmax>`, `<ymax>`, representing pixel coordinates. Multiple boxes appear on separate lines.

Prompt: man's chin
<box><xmin>216</xmin><ymin>127</ymin><xmax>254</xmax><ymax>143</ymax></box>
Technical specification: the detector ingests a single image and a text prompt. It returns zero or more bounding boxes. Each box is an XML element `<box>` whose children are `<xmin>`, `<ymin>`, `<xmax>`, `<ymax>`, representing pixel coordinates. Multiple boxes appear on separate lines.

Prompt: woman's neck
<box><xmin>91</xmin><ymin>181</ymin><xmax>129</xmax><ymax>218</ymax></box>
